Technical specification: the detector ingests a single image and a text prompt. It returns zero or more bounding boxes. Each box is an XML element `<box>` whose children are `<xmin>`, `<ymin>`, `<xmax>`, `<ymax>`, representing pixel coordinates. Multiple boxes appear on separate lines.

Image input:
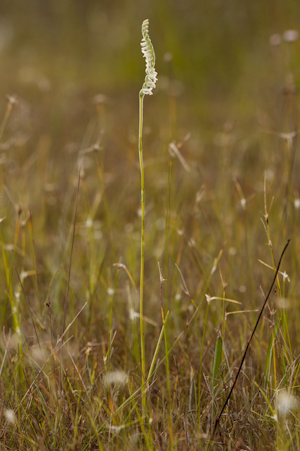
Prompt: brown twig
<box><xmin>212</xmin><ymin>239</ymin><xmax>290</xmax><ymax>438</ymax></box>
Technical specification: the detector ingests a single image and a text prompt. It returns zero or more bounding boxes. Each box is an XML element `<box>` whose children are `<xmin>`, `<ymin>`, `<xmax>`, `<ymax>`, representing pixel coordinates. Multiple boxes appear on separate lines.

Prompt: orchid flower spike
<box><xmin>140</xmin><ymin>19</ymin><xmax>157</xmax><ymax>96</ymax></box>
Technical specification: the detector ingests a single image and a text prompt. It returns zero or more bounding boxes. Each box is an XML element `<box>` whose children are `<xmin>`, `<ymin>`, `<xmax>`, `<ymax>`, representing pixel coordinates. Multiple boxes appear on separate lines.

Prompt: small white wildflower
<box><xmin>140</xmin><ymin>19</ymin><xmax>157</xmax><ymax>96</ymax></box>
<box><xmin>107</xmin><ymin>288</ymin><xmax>115</xmax><ymax>296</ymax></box>
<box><xmin>5</xmin><ymin>409</ymin><xmax>16</xmax><ymax>424</ymax></box>
<box><xmin>103</xmin><ymin>370</ymin><xmax>128</xmax><ymax>387</ymax></box>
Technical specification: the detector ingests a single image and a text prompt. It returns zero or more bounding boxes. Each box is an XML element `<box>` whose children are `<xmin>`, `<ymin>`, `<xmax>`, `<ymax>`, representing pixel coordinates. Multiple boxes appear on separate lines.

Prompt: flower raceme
<box><xmin>140</xmin><ymin>19</ymin><xmax>157</xmax><ymax>96</ymax></box>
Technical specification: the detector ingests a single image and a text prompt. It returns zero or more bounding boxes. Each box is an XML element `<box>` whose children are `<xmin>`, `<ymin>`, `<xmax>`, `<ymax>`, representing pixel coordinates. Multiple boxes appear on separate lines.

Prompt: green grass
<box><xmin>0</xmin><ymin>3</ymin><xmax>300</xmax><ymax>450</ymax></box>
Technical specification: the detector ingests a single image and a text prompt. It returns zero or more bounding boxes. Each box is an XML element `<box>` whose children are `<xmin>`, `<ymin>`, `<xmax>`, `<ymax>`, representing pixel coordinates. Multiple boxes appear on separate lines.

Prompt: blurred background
<box><xmin>0</xmin><ymin>0</ymin><xmax>299</xmax><ymax>329</ymax></box>
<box><xmin>1</xmin><ymin>0</ymin><xmax>299</xmax><ymax>134</ymax></box>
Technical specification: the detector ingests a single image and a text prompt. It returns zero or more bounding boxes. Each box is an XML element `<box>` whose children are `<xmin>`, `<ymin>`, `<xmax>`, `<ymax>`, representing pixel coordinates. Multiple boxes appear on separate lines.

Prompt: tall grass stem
<box><xmin>139</xmin><ymin>91</ymin><xmax>146</xmax><ymax>413</ymax></box>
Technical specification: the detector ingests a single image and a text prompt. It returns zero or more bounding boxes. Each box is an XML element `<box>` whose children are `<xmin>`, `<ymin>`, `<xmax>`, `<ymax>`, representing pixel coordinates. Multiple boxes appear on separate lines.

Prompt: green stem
<box><xmin>139</xmin><ymin>91</ymin><xmax>146</xmax><ymax>413</ymax></box>
<box><xmin>198</xmin><ymin>302</ymin><xmax>210</xmax><ymax>418</ymax></box>
<box><xmin>164</xmin><ymin>157</ymin><xmax>173</xmax><ymax>429</ymax></box>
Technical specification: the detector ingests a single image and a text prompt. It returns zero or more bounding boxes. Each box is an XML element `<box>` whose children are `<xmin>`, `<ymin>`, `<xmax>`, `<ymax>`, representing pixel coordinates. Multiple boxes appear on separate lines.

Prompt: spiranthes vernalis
<box><xmin>138</xmin><ymin>19</ymin><xmax>157</xmax><ymax>413</ymax></box>
<box><xmin>140</xmin><ymin>19</ymin><xmax>157</xmax><ymax>96</ymax></box>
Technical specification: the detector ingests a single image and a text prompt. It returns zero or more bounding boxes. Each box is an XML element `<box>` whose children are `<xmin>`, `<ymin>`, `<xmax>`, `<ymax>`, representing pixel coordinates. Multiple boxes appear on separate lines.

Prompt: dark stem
<box><xmin>212</xmin><ymin>239</ymin><xmax>290</xmax><ymax>438</ymax></box>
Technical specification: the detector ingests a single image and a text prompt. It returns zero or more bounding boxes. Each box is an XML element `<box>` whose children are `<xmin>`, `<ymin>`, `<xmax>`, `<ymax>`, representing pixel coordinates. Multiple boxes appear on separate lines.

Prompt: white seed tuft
<box><xmin>103</xmin><ymin>370</ymin><xmax>128</xmax><ymax>387</ymax></box>
<box><xmin>106</xmin><ymin>424</ymin><xmax>125</xmax><ymax>434</ymax></box>
<box><xmin>277</xmin><ymin>391</ymin><xmax>299</xmax><ymax>418</ymax></box>
<box><xmin>5</xmin><ymin>409</ymin><xmax>16</xmax><ymax>424</ymax></box>
<box><xmin>283</xmin><ymin>29</ymin><xmax>299</xmax><ymax>43</ymax></box>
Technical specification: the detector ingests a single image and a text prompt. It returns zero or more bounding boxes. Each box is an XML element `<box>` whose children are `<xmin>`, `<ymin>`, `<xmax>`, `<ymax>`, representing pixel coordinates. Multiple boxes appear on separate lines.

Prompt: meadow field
<box><xmin>0</xmin><ymin>1</ymin><xmax>300</xmax><ymax>449</ymax></box>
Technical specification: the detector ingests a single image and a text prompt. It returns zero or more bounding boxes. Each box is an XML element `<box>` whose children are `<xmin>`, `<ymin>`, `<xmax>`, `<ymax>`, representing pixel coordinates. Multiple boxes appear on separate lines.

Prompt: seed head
<box><xmin>277</xmin><ymin>390</ymin><xmax>299</xmax><ymax>418</ymax></box>
<box><xmin>5</xmin><ymin>409</ymin><xmax>16</xmax><ymax>424</ymax></box>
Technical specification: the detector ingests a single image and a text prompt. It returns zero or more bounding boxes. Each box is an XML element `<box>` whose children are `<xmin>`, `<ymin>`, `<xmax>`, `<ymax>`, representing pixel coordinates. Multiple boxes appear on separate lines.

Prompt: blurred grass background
<box><xmin>0</xmin><ymin>0</ymin><xmax>299</xmax><ymax>359</ymax></box>
<box><xmin>1</xmin><ymin>0</ymin><xmax>299</xmax><ymax>119</ymax></box>
<box><xmin>0</xmin><ymin>0</ymin><xmax>299</xmax><ymax>147</ymax></box>
<box><xmin>0</xmin><ymin>0</ymin><xmax>299</xmax><ymax>371</ymax></box>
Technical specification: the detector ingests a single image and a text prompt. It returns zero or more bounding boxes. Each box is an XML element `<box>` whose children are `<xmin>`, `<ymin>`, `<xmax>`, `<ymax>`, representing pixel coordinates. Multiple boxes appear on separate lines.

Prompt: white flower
<box><xmin>140</xmin><ymin>19</ymin><xmax>157</xmax><ymax>96</ymax></box>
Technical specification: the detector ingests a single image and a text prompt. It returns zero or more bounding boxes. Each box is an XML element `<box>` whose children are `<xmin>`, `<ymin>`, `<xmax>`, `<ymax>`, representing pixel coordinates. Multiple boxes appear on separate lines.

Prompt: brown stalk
<box><xmin>212</xmin><ymin>239</ymin><xmax>290</xmax><ymax>438</ymax></box>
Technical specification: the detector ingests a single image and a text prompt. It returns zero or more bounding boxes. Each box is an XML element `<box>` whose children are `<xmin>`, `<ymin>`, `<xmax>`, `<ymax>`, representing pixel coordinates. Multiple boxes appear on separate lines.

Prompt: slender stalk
<box><xmin>164</xmin><ymin>157</ymin><xmax>173</xmax><ymax>401</ymax></box>
<box><xmin>139</xmin><ymin>91</ymin><xmax>146</xmax><ymax>413</ymax></box>
<box><xmin>198</xmin><ymin>301</ymin><xmax>210</xmax><ymax>414</ymax></box>
<box><xmin>138</xmin><ymin>17</ymin><xmax>157</xmax><ymax>416</ymax></box>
